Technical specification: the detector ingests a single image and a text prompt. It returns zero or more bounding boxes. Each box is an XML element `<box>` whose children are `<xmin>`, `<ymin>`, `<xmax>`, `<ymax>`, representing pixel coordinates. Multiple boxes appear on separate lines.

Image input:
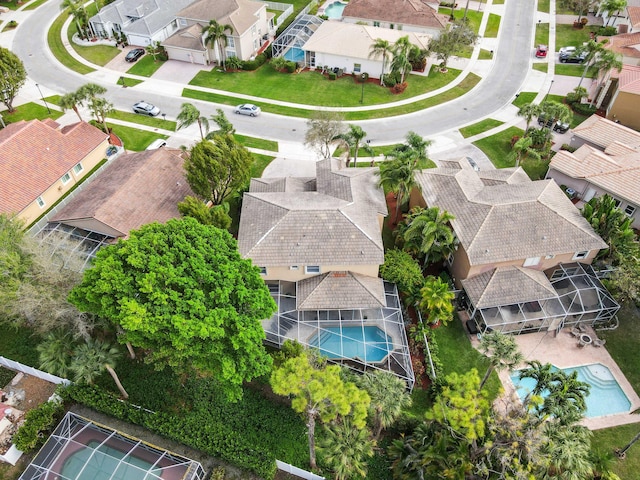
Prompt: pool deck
<box><xmin>462</xmin><ymin>314</ymin><xmax>640</xmax><ymax>430</ymax></box>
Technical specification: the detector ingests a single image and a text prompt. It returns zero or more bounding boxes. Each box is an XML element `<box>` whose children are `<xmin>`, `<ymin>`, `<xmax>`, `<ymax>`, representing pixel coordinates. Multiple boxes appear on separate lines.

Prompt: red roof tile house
<box><xmin>0</xmin><ymin>120</ymin><xmax>110</xmax><ymax>226</ymax></box>
<box><xmin>592</xmin><ymin>63</ymin><xmax>640</xmax><ymax>130</ymax></box>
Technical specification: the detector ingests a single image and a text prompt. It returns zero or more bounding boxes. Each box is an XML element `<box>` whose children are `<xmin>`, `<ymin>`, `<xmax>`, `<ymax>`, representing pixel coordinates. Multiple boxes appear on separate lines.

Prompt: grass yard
<box><xmin>484</xmin><ymin>13</ymin><xmax>501</xmax><ymax>38</ymax></box>
<box><xmin>23</xmin><ymin>0</ymin><xmax>47</xmax><ymax>10</ymax></box>
<box><xmin>538</xmin><ymin>0</ymin><xmax>550</xmax><ymax>13</ymax></box>
<box><xmin>478</xmin><ymin>49</ymin><xmax>494</xmax><ymax>60</ymax></box>
<box><xmin>108</xmin><ymin>110</ymin><xmax>177</xmax><ymax>131</ymax></box>
<box><xmin>110</xmin><ymin>124</ymin><xmax>169</xmax><ymax>151</ymax></box>
<box><xmin>513</xmin><ymin>92</ymin><xmax>537</xmax><ymax>107</ymax></box>
<box><xmin>66</xmin><ymin>5</ymin><xmax>121</xmax><ymax>67</ymax></box>
<box><xmin>535</xmin><ymin>23</ymin><xmax>550</xmax><ymax>47</ymax></box>
<box><xmin>48</xmin><ymin>10</ymin><xmax>95</xmax><ymax>74</ymax></box>
<box><xmin>459</xmin><ymin>118</ymin><xmax>504</xmax><ymax>138</ymax></box>
<box><xmin>235</xmin><ymin>134</ymin><xmax>278</xmax><ymax>152</ymax></box>
<box><xmin>555</xmin><ymin>24</ymin><xmax>592</xmax><ymax>51</ymax></box>
<box><xmin>126</xmin><ymin>55</ymin><xmax>166</xmax><ymax>77</ymax></box>
<box><xmin>0</xmin><ymin>1</ymin><xmax>20</xmax><ymax>10</ymax></box>
<box><xmin>555</xmin><ymin>63</ymin><xmax>595</xmax><ymax>78</ymax></box>
<box><xmin>473</xmin><ymin>126</ymin><xmax>524</xmax><ymax>168</ymax></box>
<box><xmin>533</xmin><ymin>63</ymin><xmax>548</xmax><ymax>73</ymax></box>
<box><xmin>0</xmin><ymin>103</ymin><xmax>63</xmax><ymax>123</ymax></box>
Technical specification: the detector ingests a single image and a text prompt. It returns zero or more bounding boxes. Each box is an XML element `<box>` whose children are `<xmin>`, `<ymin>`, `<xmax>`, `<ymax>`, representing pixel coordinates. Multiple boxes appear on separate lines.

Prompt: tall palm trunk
<box><xmin>105</xmin><ymin>364</ymin><xmax>129</xmax><ymax>399</ymax></box>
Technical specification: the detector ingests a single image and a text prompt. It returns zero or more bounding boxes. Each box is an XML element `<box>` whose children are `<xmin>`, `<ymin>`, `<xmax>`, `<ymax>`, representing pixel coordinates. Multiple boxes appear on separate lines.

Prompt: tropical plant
<box><xmin>317</xmin><ymin>419</ymin><xmax>375</xmax><ymax>480</ymax></box>
<box><xmin>335</xmin><ymin>124</ymin><xmax>368</xmax><ymax>167</ymax></box>
<box><xmin>538</xmin><ymin>100</ymin><xmax>572</xmax><ymax>148</ymax></box>
<box><xmin>270</xmin><ymin>351</ymin><xmax>370</xmax><ymax>469</ymax></box>
<box><xmin>418</xmin><ymin>275</ymin><xmax>455</xmax><ymax>326</ymax></box>
<box><xmin>203</xmin><ymin>20</ymin><xmax>234</xmax><ymax>70</ymax></box>
<box><xmin>518</xmin><ymin>102</ymin><xmax>541</xmax><ymax>132</ymax></box>
<box><xmin>144</xmin><ymin>41</ymin><xmax>164</xmax><ymax>62</ymax></box>
<box><xmin>577</xmin><ymin>40</ymin><xmax>609</xmax><ymax>88</ymax></box>
<box><xmin>581</xmin><ymin>194</ymin><xmax>637</xmax><ymax>261</ymax></box>
<box><xmin>37</xmin><ymin>329</ymin><xmax>74</xmax><ymax>378</ymax></box>
<box><xmin>541</xmin><ymin>424</ymin><xmax>593</xmax><ymax>479</ymax></box>
<box><xmin>379</xmin><ymin>249</ymin><xmax>424</xmax><ymax>297</ymax></box>
<box><xmin>355</xmin><ymin>370</ymin><xmax>412</xmax><ymax>439</ymax></box>
<box><xmin>62</xmin><ymin>0</ymin><xmax>89</xmax><ymax>39</ymax></box>
<box><xmin>590</xmin><ymin>50</ymin><xmax>623</xmax><ymax>107</ymax></box>
<box><xmin>509</xmin><ymin>136</ymin><xmax>541</xmax><ymax>167</ymax></box>
<box><xmin>477</xmin><ymin>331</ymin><xmax>524</xmax><ymax>391</ymax></box>
<box><xmin>369</xmin><ymin>38</ymin><xmax>393</xmax><ymax>86</ymax></box>
<box><xmin>558</xmin><ymin>0</ymin><xmax>597</xmax><ymax>21</ymax></box>
<box><xmin>209</xmin><ymin>108</ymin><xmax>235</xmax><ymax>135</ymax></box>
<box><xmin>600</xmin><ymin>0</ymin><xmax>627</xmax><ymax>26</ymax></box>
<box><xmin>0</xmin><ymin>47</ymin><xmax>26</xmax><ymax>112</ymax></box>
<box><xmin>59</xmin><ymin>90</ymin><xmax>85</xmax><ymax>122</ymax></box>
<box><xmin>398</xmin><ymin>206</ymin><xmax>457</xmax><ymax>266</ymax></box>
<box><xmin>177</xmin><ymin>102</ymin><xmax>210</xmax><ymax>140</ymax></box>
<box><xmin>70</xmin><ymin>337</ymin><xmax>129</xmax><ymax>399</ymax></box>
<box><xmin>390</xmin><ymin>36</ymin><xmax>413</xmax><ymax>84</ymax></box>
<box><xmin>377</xmin><ymin>157</ymin><xmax>419</xmax><ymax>224</ymax></box>
<box><xmin>387</xmin><ymin>131</ymin><xmax>433</xmax><ymax>169</ymax></box>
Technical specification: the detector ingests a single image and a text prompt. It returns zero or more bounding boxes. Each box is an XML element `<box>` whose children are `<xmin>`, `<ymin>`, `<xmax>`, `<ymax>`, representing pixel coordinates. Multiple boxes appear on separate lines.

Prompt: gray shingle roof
<box><xmin>415</xmin><ymin>159</ymin><xmax>607</xmax><ymax>265</ymax></box>
<box><xmin>161</xmin><ymin>23</ymin><xmax>206</xmax><ymax>50</ymax></box>
<box><xmin>462</xmin><ymin>266</ymin><xmax>557</xmax><ymax>308</ymax></box>
<box><xmin>177</xmin><ymin>0</ymin><xmax>264</xmax><ymax>35</ymax></box>
<box><xmin>238</xmin><ymin>159</ymin><xmax>387</xmax><ymax>267</ymax></box>
<box><xmin>297</xmin><ymin>271</ymin><xmax>386</xmax><ymax>310</ymax></box>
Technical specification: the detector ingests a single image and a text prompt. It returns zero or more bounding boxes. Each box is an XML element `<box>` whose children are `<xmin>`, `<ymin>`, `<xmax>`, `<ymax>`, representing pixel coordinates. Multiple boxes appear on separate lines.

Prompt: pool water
<box><xmin>284</xmin><ymin>47</ymin><xmax>305</xmax><ymax>62</ymax></box>
<box><xmin>324</xmin><ymin>1</ymin><xmax>346</xmax><ymax>19</ymax></box>
<box><xmin>61</xmin><ymin>440</ymin><xmax>161</xmax><ymax>480</ymax></box>
<box><xmin>309</xmin><ymin>326</ymin><xmax>392</xmax><ymax>362</ymax></box>
<box><xmin>510</xmin><ymin>363</ymin><xmax>631</xmax><ymax>418</ymax></box>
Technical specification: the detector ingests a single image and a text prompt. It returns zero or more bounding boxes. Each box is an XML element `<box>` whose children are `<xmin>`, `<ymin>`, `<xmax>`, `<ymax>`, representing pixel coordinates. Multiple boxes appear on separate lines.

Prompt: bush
<box><xmin>7</xmin><ymin>20</ymin><xmax>17</xmax><ymax>28</ymax></box>
<box><xmin>242</xmin><ymin>53</ymin><xmax>266</xmax><ymax>71</ymax></box>
<box><xmin>380</xmin><ymin>250</ymin><xmax>424</xmax><ymax>297</ymax></box>
<box><xmin>358</xmin><ymin>72</ymin><xmax>369</xmax><ymax>83</ymax></box>
<box><xmin>560</xmin><ymin>144</ymin><xmax>577</xmax><ymax>152</ymax></box>
<box><xmin>13</xmin><ymin>400</ymin><xmax>64</xmax><ymax>452</ymax></box>
<box><xmin>328</xmin><ymin>71</ymin><xmax>337</xmax><ymax>80</ymax></box>
<box><xmin>263</xmin><ymin>44</ymin><xmax>273</xmax><ymax>59</ymax></box>
<box><xmin>594</xmin><ymin>26</ymin><xmax>617</xmax><ymax>36</ymax></box>
<box><xmin>285</xmin><ymin>61</ymin><xmax>297</xmax><ymax>73</ymax></box>
<box><xmin>391</xmin><ymin>82</ymin><xmax>408</xmax><ymax>94</ymax></box>
<box><xmin>572</xmin><ymin>103</ymin><xmax>597</xmax><ymax>116</ymax></box>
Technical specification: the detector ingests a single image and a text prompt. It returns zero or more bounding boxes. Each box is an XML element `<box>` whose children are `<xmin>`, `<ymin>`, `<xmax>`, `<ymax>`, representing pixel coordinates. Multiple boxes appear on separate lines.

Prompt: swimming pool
<box><xmin>308</xmin><ymin>326</ymin><xmax>392</xmax><ymax>363</ymax></box>
<box><xmin>324</xmin><ymin>1</ymin><xmax>346</xmax><ymax>19</ymax></box>
<box><xmin>510</xmin><ymin>363</ymin><xmax>631</xmax><ymax>418</ymax></box>
<box><xmin>284</xmin><ymin>47</ymin><xmax>305</xmax><ymax>62</ymax></box>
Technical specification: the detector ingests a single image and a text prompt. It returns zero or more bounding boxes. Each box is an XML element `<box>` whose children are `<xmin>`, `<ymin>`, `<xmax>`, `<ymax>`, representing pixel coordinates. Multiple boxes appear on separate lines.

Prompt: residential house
<box><xmin>0</xmin><ymin>120</ymin><xmax>110</xmax><ymax>226</ymax></box>
<box><xmin>410</xmin><ymin>158</ymin><xmax>616</xmax><ymax>335</ymax></box>
<box><xmin>301</xmin><ymin>21</ymin><xmax>431</xmax><ymax>77</ymax></box>
<box><xmin>626</xmin><ymin>5</ymin><xmax>640</xmax><ymax>32</ymax></box>
<box><xmin>41</xmin><ymin>148</ymin><xmax>194</xmax><ymax>269</ymax></box>
<box><xmin>591</xmin><ymin>63</ymin><xmax>640</xmax><ymax>129</ymax></box>
<box><xmin>237</xmin><ymin>158</ymin><xmax>414</xmax><ymax>387</ymax></box>
<box><xmin>163</xmin><ymin>0</ymin><xmax>274</xmax><ymax>65</ymax></box>
<box><xmin>89</xmin><ymin>0</ymin><xmax>195</xmax><ymax>47</ymax></box>
<box><xmin>342</xmin><ymin>0</ymin><xmax>448</xmax><ymax>37</ymax></box>
<box><xmin>549</xmin><ymin>116</ymin><xmax>640</xmax><ymax>228</ymax></box>
<box><xmin>599</xmin><ymin>31</ymin><xmax>640</xmax><ymax>65</ymax></box>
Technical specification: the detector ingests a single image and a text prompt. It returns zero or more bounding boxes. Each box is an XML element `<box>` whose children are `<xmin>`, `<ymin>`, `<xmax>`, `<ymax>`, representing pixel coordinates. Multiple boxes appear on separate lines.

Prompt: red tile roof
<box><xmin>599</xmin><ymin>31</ymin><xmax>640</xmax><ymax>59</ymax></box>
<box><xmin>343</xmin><ymin>0</ymin><xmax>448</xmax><ymax>30</ymax></box>
<box><xmin>627</xmin><ymin>6</ymin><xmax>640</xmax><ymax>31</ymax></box>
<box><xmin>614</xmin><ymin>63</ymin><xmax>640</xmax><ymax>94</ymax></box>
<box><xmin>0</xmin><ymin>120</ymin><xmax>108</xmax><ymax>214</ymax></box>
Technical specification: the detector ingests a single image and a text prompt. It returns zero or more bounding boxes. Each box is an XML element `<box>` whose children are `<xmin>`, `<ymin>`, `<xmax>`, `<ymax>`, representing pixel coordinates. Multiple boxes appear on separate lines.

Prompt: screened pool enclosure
<box><xmin>264</xmin><ymin>280</ymin><xmax>415</xmax><ymax>389</ymax></box>
<box><xmin>272</xmin><ymin>14</ymin><xmax>322</xmax><ymax>66</ymax></box>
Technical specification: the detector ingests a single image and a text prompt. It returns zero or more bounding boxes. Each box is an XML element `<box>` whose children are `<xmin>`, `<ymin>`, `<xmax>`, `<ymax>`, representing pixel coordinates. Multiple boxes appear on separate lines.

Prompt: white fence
<box><xmin>0</xmin><ymin>357</ymin><xmax>70</xmax><ymax>386</ymax></box>
<box><xmin>260</xmin><ymin>1</ymin><xmax>295</xmax><ymax>27</ymax></box>
<box><xmin>276</xmin><ymin>460</ymin><xmax>325</xmax><ymax>480</ymax></box>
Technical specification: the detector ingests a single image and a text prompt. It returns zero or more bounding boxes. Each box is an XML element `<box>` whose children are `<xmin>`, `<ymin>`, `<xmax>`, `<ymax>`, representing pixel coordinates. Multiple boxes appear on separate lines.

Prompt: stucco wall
<box><xmin>607</xmin><ymin>90</ymin><xmax>640</xmax><ymax>131</ymax></box>
<box><xmin>261</xmin><ymin>264</ymin><xmax>379</xmax><ymax>281</ymax></box>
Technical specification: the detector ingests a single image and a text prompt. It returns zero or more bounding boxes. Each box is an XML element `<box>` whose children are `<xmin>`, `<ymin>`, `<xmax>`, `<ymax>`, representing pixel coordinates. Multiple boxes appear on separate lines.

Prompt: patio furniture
<box><xmin>570</xmin><ymin>327</ymin><xmax>581</xmax><ymax>337</ymax></box>
<box><xmin>593</xmin><ymin>338</ymin><xmax>606</xmax><ymax>347</ymax></box>
<box><xmin>578</xmin><ymin>323</ymin><xmax>589</xmax><ymax>333</ymax></box>
<box><xmin>578</xmin><ymin>334</ymin><xmax>592</xmax><ymax>348</ymax></box>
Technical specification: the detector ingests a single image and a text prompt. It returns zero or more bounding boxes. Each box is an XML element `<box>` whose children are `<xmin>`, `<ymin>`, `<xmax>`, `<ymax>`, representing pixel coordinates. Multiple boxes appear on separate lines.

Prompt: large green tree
<box><xmin>203</xmin><ymin>20</ymin><xmax>234</xmax><ymax>70</ymax></box>
<box><xmin>184</xmin><ymin>135</ymin><xmax>252</xmax><ymax>205</ymax></box>
<box><xmin>317</xmin><ymin>419</ymin><xmax>374</xmax><ymax>480</ymax></box>
<box><xmin>418</xmin><ymin>275</ymin><xmax>455</xmax><ymax>326</ymax></box>
<box><xmin>428</xmin><ymin>21</ymin><xmax>477</xmax><ymax>71</ymax></box>
<box><xmin>270</xmin><ymin>352</ymin><xmax>370</xmax><ymax>469</ymax></box>
<box><xmin>581</xmin><ymin>194</ymin><xmax>637</xmax><ymax>261</ymax></box>
<box><xmin>0</xmin><ymin>47</ymin><xmax>26</xmax><ymax>113</ymax></box>
<box><xmin>304</xmin><ymin>111</ymin><xmax>346</xmax><ymax>159</ymax></box>
<box><xmin>398</xmin><ymin>206</ymin><xmax>457</xmax><ymax>266</ymax></box>
<box><xmin>68</xmin><ymin>218</ymin><xmax>276</xmax><ymax>401</ymax></box>
<box><xmin>477</xmin><ymin>331</ymin><xmax>524</xmax><ymax>391</ymax></box>
<box><xmin>369</xmin><ymin>38</ymin><xmax>393</xmax><ymax>86</ymax></box>
<box><xmin>379</xmin><ymin>249</ymin><xmax>424</xmax><ymax>297</ymax></box>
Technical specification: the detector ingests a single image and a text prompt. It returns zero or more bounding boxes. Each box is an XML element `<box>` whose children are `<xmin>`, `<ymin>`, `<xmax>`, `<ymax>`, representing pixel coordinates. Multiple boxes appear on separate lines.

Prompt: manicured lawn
<box><xmin>513</xmin><ymin>92</ymin><xmax>537</xmax><ymax>107</ymax></box>
<box><xmin>24</xmin><ymin>0</ymin><xmax>47</xmax><ymax>10</ymax></box>
<box><xmin>484</xmin><ymin>13</ymin><xmax>501</xmax><ymax>38</ymax></box>
<box><xmin>66</xmin><ymin>5</ymin><xmax>120</xmax><ymax>67</ymax></box>
<box><xmin>555</xmin><ymin>63</ymin><xmax>595</xmax><ymax>78</ymax></box>
<box><xmin>250</xmin><ymin>153</ymin><xmax>275</xmax><ymax>178</ymax></box>
<box><xmin>108</xmin><ymin>110</ymin><xmax>177</xmax><ymax>131</ymax></box>
<box><xmin>184</xmin><ymin>72</ymin><xmax>482</xmax><ymax>120</ymax></box>
<box><xmin>189</xmin><ymin>64</ymin><xmax>454</xmax><ymax>107</ymax></box>
<box><xmin>0</xmin><ymin>1</ymin><xmax>20</xmax><ymax>10</ymax></box>
<box><xmin>555</xmin><ymin>24</ymin><xmax>592</xmax><ymax>51</ymax></box>
<box><xmin>478</xmin><ymin>49</ymin><xmax>494</xmax><ymax>60</ymax></box>
<box><xmin>538</xmin><ymin>0</ymin><xmax>550</xmax><ymax>13</ymax></box>
<box><xmin>533</xmin><ymin>63</ymin><xmax>548</xmax><ymax>73</ymax></box>
<box><xmin>0</xmin><ymin>103</ymin><xmax>63</xmax><ymax>123</ymax></box>
<box><xmin>535</xmin><ymin>23</ymin><xmax>550</xmax><ymax>47</ymax></box>
<box><xmin>118</xmin><ymin>77</ymin><xmax>144</xmax><ymax>88</ymax></box>
<box><xmin>110</xmin><ymin>124</ymin><xmax>169</xmax><ymax>151</ymax></box>
<box><xmin>0</xmin><ymin>319</ymin><xmax>41</xmax><ymax>367</ymax></box>
<box><xmin>126</xmin><ymin>55</ymin><xmax>166</xmax><ymax>77</ymax></box>
<box><xmin>439</xmin><ymin>9</ymin><xmax>484</xmax><ymax>35</ymax></box>
<box><xmin>48</xmin><ymin>10</ymin><xmax>95</xmax><ymax>74</ymax></box>
<box><xmin>235</xmin><ymin>134</ymin><xmax>278</xmax><ymax>152</ymax></box>
<box><xmin>459</xmin><ymin>118</ymin><xmax>504</xmax><ymax>138</ymax></box>
<box><xmin>473</xmin><ymin>126</ymin><xmax>524</xmax><ymax>168</ymax></box>
<box><xmin>592</xmin><ymin>423</ymin><xmax>640</xmax><ymax>480</ymax></box>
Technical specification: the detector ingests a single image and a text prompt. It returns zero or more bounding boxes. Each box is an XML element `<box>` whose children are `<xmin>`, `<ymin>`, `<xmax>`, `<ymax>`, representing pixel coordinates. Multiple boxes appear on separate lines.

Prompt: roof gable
<box><xmin>297</xmin><ymin>271</ymin><xmax>386</xmax><ymax>309</ymax></box>
<box><xmin>572</xmin><ymin>114</ymin><xmax>640</xmax><ymax>149</ymax></box>
<box><xmin>342</xmin><ymin>0</ymin><xmax>448</xmax><ymax>29</ymax></box>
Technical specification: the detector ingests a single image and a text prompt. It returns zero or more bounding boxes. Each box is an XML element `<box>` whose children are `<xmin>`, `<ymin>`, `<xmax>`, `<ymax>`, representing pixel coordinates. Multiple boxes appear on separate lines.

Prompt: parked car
<box><xmin>132</xmin><ymin>101</ymin><xmax>160</xmax><ymax>116</ymax></box>
<box><xmin>234</xmin><ymin>104</ymin><xmax>261</xmax><ymax>117</ymax></box>
<box><xmin>466</xmin><ymin>156</ymin><xmax>480</xmax><ymax>171</ymax></box>
<box><xmin>559</xmin><ymin>46</ymin><xmax>586</xmax><ymax>63</ymax></box>
<box><xmin>535</xmin><ymin>45</ymin><xmax>548</xmax><ymax>58</ymax></box>
<box><xmin>125</xmin><ymin>48</ymin><xmax>145</xmax><ymax>63</ymax></box>
<box><xmin>537</xmin><ymin>113</ymin><xmax>570</xmax><ymax>133</ymax></box>
<box><xmin>146</xmin><ymin>138</ymin><xmax>167</xmax><ymax>150</ymax></box>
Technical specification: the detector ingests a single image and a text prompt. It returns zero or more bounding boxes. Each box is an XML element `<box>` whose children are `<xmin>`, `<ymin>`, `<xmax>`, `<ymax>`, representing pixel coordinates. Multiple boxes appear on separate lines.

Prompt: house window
<box><xmin>544</xmin><ymin>254</ymin><xmax>555</xmax><ymax>260</ymax></box>
<box><xmin>353</xmin><ymin>63</ymin><xmax>361</xmax><ymax>73</ymax></box>
<box><xmin>613</xmin><ymin>198</ymin><xmax>621</xmax><ymax>207</ymax></box>
<box><xmin>523</xmin><ymin>257</ymin><xmax>540</xmax><ymax>267</ymax></box>
<box><xmin>259</xmin><ymin>267</ymin><xmax>267</xmax><ymax>275</ymax></box>
<box><xmin>227</xmin><ymin>37</ymin><xmax>235</xmax><ymax>48</ymax></box>
<box><xmin>624</xmin><ymin>205</ymin><xmax>636</xmax><ymax>217</ymax></box>
<box><xmin>251</xmin><ymin>25</ymin><xmax>257</xmax><ymax>36</ymax></box>
<box><xmin>373</xmin><ymin>21</ymin><xmax>380</xmax><ymax>27</ymax></box>
<box><xmin>390</xmin><ymin>24</ymin><xmax>394</xmax><ymax>29</ymax></box>
<box><xmin>289</xmin><ymin>266</ymin><xmax>299</xmax><ymax>271</ymax></box>
<box><xmin>305</xmin><ymin>265</ymin><xmax>320</xmax><ymax>274</ymax></box>
<box><xmin>61</xmin><ymin>173</ymin><xmax>71</xmax><ymax>185</ymax></box>
<box><xmin>180</xmin><ymin>19</ymin><xmax>187</xmax><ymax>26</ymax></box>
<box><xmin>572</xmin><ymin>251</ymin><xmax>589</xmax><ymax>260</ymax></box>
<box><xmin>73</xmin><ymin>163</ymin><xmax>83</xmax><ymax>174</ymax></box>
<box><xmin>36</xmin><ymin>196</ymin><xmax>45</xmax><ymax>208</ymax></box>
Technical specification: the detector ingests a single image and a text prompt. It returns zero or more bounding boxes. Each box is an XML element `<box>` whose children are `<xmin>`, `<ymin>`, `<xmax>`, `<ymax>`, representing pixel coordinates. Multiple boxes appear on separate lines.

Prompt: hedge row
<box><xmin>13</xmin><ymin>400</ymin><xmax>65</xmax><ymax>452</ymax></box>
<box><xmin>60</xmin><ymin>381</ymin><xmax>308</xmax><ymax>479</ymax></box>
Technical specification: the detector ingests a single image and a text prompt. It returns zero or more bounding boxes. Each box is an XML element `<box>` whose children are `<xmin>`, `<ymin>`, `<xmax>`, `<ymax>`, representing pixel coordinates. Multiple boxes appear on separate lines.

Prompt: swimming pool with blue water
<box><xmin>308</xmin><ymin>326</ymin><xmax>392</xmax><ymax>363</ymax></box>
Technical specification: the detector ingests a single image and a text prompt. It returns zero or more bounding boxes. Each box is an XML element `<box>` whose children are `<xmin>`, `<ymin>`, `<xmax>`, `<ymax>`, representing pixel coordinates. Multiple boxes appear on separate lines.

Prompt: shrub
<box><xmin>560</xmin><ymin>144</ymin><xmax>577</xmax><ymax>152</ymax></box>
<box><xmin>225</xmin><ymin>56</ymin><xmax>243</xmax><ymax>70</ymax></box>
<box><xmin>572</xmin><ymin>103</ymin><xmax>597</xmax><ymax>116</ymax></box>
<box><xmin>13</xmin><ymin>400</ymin><xmax>64</xmax><ymax>452</ymax></box>
<box><xmin>595</xmin><ymin>26</ymin><xmax>617</xmax><ymax>36</ymax></box>
<box><xmin>380</xmin><ymin>249</ymin><xmax>424</xmax><ymax>297</ymax></box>
<box><xmin>7</xmin><ymin>20</ymin><xmax>17</xmax><ymax>28</ymax></box>
<box><xmin>263</xmin><ymin>44</ymin><xmax>273</xmax><ymax>59</ymax></box>
<box><xmin>391</xmin><ymin>82</ymin><xmax>408</xmax><ymax>94</ymax></box>
<box><xmin>285</xmin><ymin>61</ymin><xmax>297</xmax><ymax>73</ymax></box>
<box><xmin>328</xmin><ymin>71</ymin><xmax>337</xmax><ymax>80</ymax></box>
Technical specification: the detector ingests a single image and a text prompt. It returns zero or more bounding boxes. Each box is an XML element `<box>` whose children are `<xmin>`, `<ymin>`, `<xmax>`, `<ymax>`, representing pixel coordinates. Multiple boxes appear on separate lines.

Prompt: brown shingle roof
<box><xmin>462</xmin><ymin>266</ymin><xmax>557</xmax><ymax>308</ymax></box>
<box><xmin>51</xmin><ymin>148</ymin><xmax>193</xmax><ymax>238</ymax></box>
<box><xmin>162</xmin><ymin>23</ymin><xmax>207</xmax><ymax>50</ymax></box>
<box><xmin>343</xmin><ymin>0</ymin><xmax>448</xmax><ymax>30</ymax></box>
<box><xmin>415</xmin><ymin>159</ymin><xmax>606</xmax><ymax>265</ymax></box>
<box><xmin>238</xmin><ymin>159</ymin><xmax>387</xmax><ymax>267</ymax></box>
<box><xmin>0</xmin><ymin>120</ymin><xmax>108</xmax><ymax>215</ymax></box>
<box><xmin>177</xmin><ymin>0</ymin><xmax>263</xmax><ymax>34</ymax></box>
<box><xmin>297</xmin><ymin>271</ymin><xmax>386</xmax><ymax>309</ymax></box>
<box><xmin>572</xmin><ymin>114</ymin><xmax>640</xmax><ymax>149</ymax></box>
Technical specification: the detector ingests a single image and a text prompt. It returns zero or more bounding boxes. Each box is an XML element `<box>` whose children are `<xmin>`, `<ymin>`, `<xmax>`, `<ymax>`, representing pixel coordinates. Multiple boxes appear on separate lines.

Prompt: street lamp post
<box><xmin>35</xmin><ymin>83</ymin><xmax>51</xmax><ymax>114</ymax></box>
<box><xmin>360</xmin><ymin>73</ymin><xmax>366</xmax><ymax>104</ymax></box>
<box><xmin>545</xmin><ymin>79</ymin><xmax>554</xmax><ymax>100</ymax></box>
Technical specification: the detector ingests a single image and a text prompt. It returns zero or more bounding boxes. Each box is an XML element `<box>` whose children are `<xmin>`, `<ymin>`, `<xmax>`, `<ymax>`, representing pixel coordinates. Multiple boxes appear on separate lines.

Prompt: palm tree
<box><xmin>59</xmin><ymin>90</ymin><xmax>85</xmax><ymax>122</ymax></box>
<box><xmin>377</xmin><ymin>158</ymin><xmax>420</xmax><ymax>224</ymax></box>
<box><xmin>418</xmin><ymin>276</ymin><xmax>455</xmax><ymax>326</ymax></box>
<box><xmin>202</xmin><ymin>20</ymin><xmax>234</xmax><ymax>70</ymax></box>
<box><xmin>518</xmin><ymin>360</ymin><xmax>555</xmax><ymax>399</ymax></box>
<box><xmin>391</xmin><ymin>36</ymin><xmax>413</xmax><ymax>84</ymax></box>
<box><xmin>317</xmin><ymin>419</ymin><xmax>374</xmax><ymax>480</ymax></box>
<box><xmin>577</xmin><ymin>40</ymin><xmax>608</xmax><ymax>89</ymax></box>
<box><xmin>600</xmin><ymin>0</ymin><xmax>627</xmax><ymax>26</ymax></box>
<box><xmin>517</xmin><ymin>102</ymin><xmax>540</xmax><ymax>133</ymax></box>
<box><xmin>37</xmin><ymin>329</ymin><xmax>74</xmax><ymax>378</ymax></box>
<box><xmin>400</xmin><ymin>206</ymin><xmax>457</xmax><ymax>266</ymax></box>
<box><xmin>177</xmin><ymin>102</ymin><xmax>210</xmax><ymax>140</ymax></box>
<box><xmin>340</xmin><ymin>124</ymin><xmax>367</xmax><ymax>167</ymax></box>
<box><xmin>62</xmin><ymin>0</ymin><xmax>89</xmax><ymax>39</ymax></box>
<box><xmin>616</xmin><ymin>431</ymin><xmax>640</xmax><ymax>459</ymax></box>
<box><xmin>356</xmin><ymin>370</ymin><xmax>412</xmax><ymax>439</ymax></box>
<box><xmin>509</xmin><ymin>136</ymin><xmax>541</xmax><ymax>167</ymax></box>
<box><xmin>581</xmin><ymin>194</ymin><xmax>636</xmax><ymax>261</ymax></box>
<box><xmin>70</xmin><ymin>338</ymin><xmax>129</xmax><ymax>399</ymax></box>
<box><xmin>538</xmin><ymin>100</ymin><xmax>572</xmax><ymax>149</ymax></box>
<box><xmin>542</xmin><ymin>370</ymin><xmax>590</xmax><ymax>425</ymax></box>
<box><xmin>477</xmin><ymin>331</ymin><xmax>524</xmax><ymax>391</ymax></box>
<box><xmin>541</xmin><ymin>424</ymin><xmax>594</xmax><ymax>479</ymax></box>
<box><xmin>590</xmin><ymin>51</ymin><xmax>623</xmax><ymax>107</ymax></box>
<box><xmin>369</xmin><ymin>38</ymin><xmax>393</xmax><ymax>86</ymax></box>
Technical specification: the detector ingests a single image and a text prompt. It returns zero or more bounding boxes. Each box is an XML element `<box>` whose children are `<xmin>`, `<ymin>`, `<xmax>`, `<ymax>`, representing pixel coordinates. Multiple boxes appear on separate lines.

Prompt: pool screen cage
<box><xmin>263</xmin><ymin>280</ymin><xmax>415</xmax><ymax>390</ymax></box>
<box><xmin>19</xmin><ymin>412</ymin><xmax>206</xmax><ymax>480</ymax></box>
<box><xmin>272</xmin><ymin>14</ymin><xmax>323</xmax><ymax>63</ymax></box>
<box><xmin>469</xmin><ymin>263</ymin><xmax>620</xmax><ymax>335</ymax></box>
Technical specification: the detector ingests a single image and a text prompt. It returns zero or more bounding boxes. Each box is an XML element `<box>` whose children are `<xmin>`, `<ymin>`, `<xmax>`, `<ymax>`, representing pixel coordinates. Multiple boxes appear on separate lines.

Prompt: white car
<box><xmin>234</xmin><ymin>104</ymin><xmax>261</xmax><ymax>117</ymax></box>
<box><xmin>132</xmin><ymin>101</ymin><xmax>160</xmax><ymax>117</ymax></box>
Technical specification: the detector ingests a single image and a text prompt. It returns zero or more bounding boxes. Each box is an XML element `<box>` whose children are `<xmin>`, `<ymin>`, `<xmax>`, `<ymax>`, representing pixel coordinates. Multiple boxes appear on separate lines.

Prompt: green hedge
<box><xmin>13</xmin><ymin>400</ymin><xmax>64</xmax><ymax>452</ymax></box>
<box><xmin>61</xmin><ymin>380</ymin><xmax>308</xmax><ymax>479</ymax></box>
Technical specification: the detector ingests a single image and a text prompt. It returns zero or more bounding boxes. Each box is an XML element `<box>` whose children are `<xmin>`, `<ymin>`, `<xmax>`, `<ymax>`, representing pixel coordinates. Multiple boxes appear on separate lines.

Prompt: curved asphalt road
<box><xmin>12</xmin><ymin>0</ymin><xmax>535</xmax><ymax>144</ymax></box>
